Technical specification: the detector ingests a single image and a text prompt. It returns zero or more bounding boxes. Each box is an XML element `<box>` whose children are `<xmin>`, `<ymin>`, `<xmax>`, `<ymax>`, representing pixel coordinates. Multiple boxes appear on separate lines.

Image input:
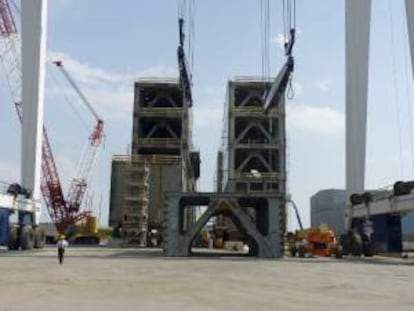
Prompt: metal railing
<box><xmin>238</xmin><ymin>172</ymin><xmax>285</xmax><ymax>179</ymax></box>
<box><xmin>236</xmin><ymin>138</ymin><xmax>280</xmax><ymax>145</ymax></box>
<box><xmin>135</xmin><ymin>107</ymin><xmax>183</xmax><ymax>114</ymax></box>
<box><xmin>232</xmin><ymin>76</ymin><xmax>275</xmax><ymax>82</ymax></box>
<box><xmin>113</xmin><ymin>154</ymin><xmax>181</xmax><ymax>165</ymax></box>
<box><xmin>136</xmin><ymin>77</ymin><xmax>179</xmax><ymax>84</ymax></box>
<box><xmin>232</xmin><ymin>106</ymin><xmax>263</xmax><ymax>112</ymax></box>
<box><xmin>133</xmin><ymin>137</ymin><xmax>181</xmax><ymax>146</ymax></box>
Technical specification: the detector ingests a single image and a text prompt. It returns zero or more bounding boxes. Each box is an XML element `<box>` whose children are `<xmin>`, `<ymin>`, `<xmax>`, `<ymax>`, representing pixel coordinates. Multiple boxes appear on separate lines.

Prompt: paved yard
<box><xmin>0</xmin><ymin>247</ymin><xmax>413</xmax><ymax>311</ymax></box>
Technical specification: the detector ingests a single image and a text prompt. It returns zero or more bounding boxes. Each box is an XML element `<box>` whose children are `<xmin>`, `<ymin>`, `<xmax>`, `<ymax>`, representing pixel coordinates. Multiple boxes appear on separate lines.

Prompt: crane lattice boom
<box><xmin>0</xmin><ymin>0</ymin><xmax>16</xmax><ymax>37</ymax></box>
<box><xmin>53</xmin><ymin>60</ymin><xmax>105</xmax><ymax>214</ymax></box>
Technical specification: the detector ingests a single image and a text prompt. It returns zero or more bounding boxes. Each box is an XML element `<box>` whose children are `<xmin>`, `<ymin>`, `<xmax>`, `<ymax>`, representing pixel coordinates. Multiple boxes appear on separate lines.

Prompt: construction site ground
<box><xmin>1</xmin><ymin>247</ymin><xmax>413</xmax><ymax>311</ymax></box>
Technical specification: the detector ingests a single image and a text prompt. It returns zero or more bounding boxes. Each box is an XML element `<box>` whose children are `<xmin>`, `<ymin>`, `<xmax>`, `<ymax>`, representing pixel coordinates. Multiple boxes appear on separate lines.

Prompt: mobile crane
<box><xmin>0</xmin><ymin>0</ymin><xmax>47</xmax><ymax>250</ymax></box>
<box><xmin>0</xmin><ymin>0</ymin><xmax>104</xmax><ymax>250</ymax></box>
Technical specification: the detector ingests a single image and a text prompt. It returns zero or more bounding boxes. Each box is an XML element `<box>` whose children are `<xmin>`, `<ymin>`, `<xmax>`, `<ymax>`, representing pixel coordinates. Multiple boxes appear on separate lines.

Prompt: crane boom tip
<box><xmin>53</xmin><ymin>60</ymin><xmax>63</xmax><ymax>67</ymax></box>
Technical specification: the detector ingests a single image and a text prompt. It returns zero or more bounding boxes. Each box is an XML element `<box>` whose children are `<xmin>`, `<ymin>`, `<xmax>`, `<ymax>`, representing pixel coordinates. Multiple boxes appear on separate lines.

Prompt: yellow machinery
<box><xmin>69</xmin><ymin>215</ymin><xmax>101</xmax><ymax>245</ymax></box>
<box><xmin>286</xmin><ymin>199</ymin><xmax>339</xmax><ymax>257</ymax></box>
<box><xmin>287</xmin><ymin>226</ymin><xmax>338</xmax><ymax>257</ymax></box>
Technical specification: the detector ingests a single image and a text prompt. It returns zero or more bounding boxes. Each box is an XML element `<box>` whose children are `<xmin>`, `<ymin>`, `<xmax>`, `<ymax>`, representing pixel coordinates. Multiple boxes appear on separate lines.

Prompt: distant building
<box><xmin>311</xmin><ymin>189</ymin><xmax>346</xmax><ymax>234</ymax></box>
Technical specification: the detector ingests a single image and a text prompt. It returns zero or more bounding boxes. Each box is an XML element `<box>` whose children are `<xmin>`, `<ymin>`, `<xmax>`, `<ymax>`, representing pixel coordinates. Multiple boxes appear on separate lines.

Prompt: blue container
<box><xmin>0</xmin><ymin>208</ymin><xmax>11</xmax><ymax>246</ymax></box>
<box><xmin>18</xmin><ymin>212</ymin><xmax>33</xmax><ymax>226</ymax></box>
<box><xmin>352</xmin><ymin>215</ymin><xmax>402</xmax><ymax>253</ymax></box>
<box><xmin>371</xmin><ymin>214</ymin><xmax>402</xmax><ymax>253</ymax></box>
<box><xmin>402</xmin><ymin>212</ymin><xmax>414</xmax><ymax>234</ymax></box>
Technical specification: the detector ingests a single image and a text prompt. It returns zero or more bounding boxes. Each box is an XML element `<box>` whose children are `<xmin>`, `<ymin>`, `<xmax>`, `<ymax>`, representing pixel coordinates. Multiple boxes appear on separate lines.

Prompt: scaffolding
<box><xmin>121</xmin><ymin>159</ymin><xmax>150</xmax><ymax>247</ymax></box>
<box><xmin>109</xmin><ymin>78</ymin><xmax>200</xmax><ymax>246</ymax></box>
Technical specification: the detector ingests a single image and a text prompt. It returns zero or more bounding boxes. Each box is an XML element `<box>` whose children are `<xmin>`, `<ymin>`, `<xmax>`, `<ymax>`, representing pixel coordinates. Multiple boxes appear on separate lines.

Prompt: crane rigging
<box><xmin>177</xmin><ymin>16</ymin><xmax>193</xmax><ymax>107</ymax></box>
<box><xmin>263</xmin><ymin>0</ymin><xmax>296</xmax><ymax>113</ymax></box>
<box><xmin>0</xmin><ymin>0</ymin><xmax>104</xmax><ymax>234</ymax></box>
<box><xmin>288</xmin><ymin>199</ymin><xmax>303</xmax><ymax>231</ymax></box>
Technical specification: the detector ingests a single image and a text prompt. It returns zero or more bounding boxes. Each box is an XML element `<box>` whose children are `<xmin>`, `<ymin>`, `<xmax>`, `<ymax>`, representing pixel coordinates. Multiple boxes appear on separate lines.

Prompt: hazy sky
<box><xmin>0</xmin><ymin>0</ymin><xmax>413</xmax><ymax>229</ymax></box>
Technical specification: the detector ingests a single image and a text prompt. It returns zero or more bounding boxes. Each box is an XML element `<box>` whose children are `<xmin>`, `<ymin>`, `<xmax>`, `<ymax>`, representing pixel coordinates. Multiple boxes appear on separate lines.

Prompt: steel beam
<box><xmin>352</xmin><ymin>192</ymin><xmax>414</xmax><ymax>218</ymax></box>
<box><xmin>163</xmin><ymin>192</ymin><xmax>283</xmax><ymax>258</ymax></box>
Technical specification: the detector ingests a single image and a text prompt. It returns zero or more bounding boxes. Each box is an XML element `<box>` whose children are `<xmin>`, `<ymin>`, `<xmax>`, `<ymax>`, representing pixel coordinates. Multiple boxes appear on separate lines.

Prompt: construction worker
<box><xmin>56</xmin><ymin>234</ymin><xmax>69</xmax><ymax>264</ymax></box>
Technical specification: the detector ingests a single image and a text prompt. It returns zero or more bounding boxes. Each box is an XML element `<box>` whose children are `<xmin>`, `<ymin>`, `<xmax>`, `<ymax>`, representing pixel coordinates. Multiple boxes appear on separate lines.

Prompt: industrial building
<box><xmin>310</xmin><ymin>190</ymin><xmax>347</xmax><ymax>235</ymax></box>
<box><xmin>109</xmin><ymin>79</ymin><xmax>200</xmax><ymax>245</ymax></box>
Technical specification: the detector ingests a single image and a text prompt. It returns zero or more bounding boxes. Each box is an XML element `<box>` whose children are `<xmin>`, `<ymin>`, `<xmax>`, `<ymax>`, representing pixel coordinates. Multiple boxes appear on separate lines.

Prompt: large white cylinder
<box><xmin>345</xmin><ymin>0</ymin><xmax>371</xmax><ymax>229</ymax></box>
<box><xmin>21</xmin><ymin>0</ymin><xmax>48</xmax><ymax>209</ymax></box>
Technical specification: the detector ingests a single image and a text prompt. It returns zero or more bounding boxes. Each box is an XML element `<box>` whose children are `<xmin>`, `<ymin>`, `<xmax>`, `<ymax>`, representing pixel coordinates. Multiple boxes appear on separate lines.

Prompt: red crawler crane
<box><xmin>52</xmin><ymin>60</ymin><xmax>105</xmax><ymax>222</ymax></box>
<box><xmin>0</xmin><ymin>0</ymin><xmax>104</xmax><ymax>233</ymax></box>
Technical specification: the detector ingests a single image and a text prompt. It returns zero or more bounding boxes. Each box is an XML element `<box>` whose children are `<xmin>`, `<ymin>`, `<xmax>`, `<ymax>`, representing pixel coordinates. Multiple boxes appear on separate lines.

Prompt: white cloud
<box><xmin>314</xmin><ymin>79</ymin><xmax>332</xmax><ymax>92</ymax></box>
<box><xmin>271</xmin><ymin>33</ymin><xmax>286</xmax><ymax>49</ymax></box>
<box><xmin>193</xmin><ymin>106</ymin><xmax>223</xmax><ymax>128</ymax></box>
<box><xmin>85</xmin><ymin>87</ymin><xmax>133</xmax><ymax>115</ymax></box>
<box><xmin>192</xmin><ymin>87</ymin><xmax>226</xmax><ymax>129</ymax></box>
<box><xmin>46</xmin><ymin>85</ymin><xmax>132</xmax><ymax>122</ymax></box>
<box><xmin>272</xmin><ymin>29</ymin><xmax>303</xmax><ymax>49</ymax></box>
<box><xmin>48</xmin><ymin>51</ymin><xmax>122</xmax><ymax>85</ymax></box>
<box><xmin>287</xmin><ymin>104</ymin><xmax>344</xmax><ymax>134</ymax></box>
<box><xmin>47</xmin><ymin>51</ymin><xmax>177</xmax><ymax>85</ymax></box>
<box><xmin>46</xmin><ymin>50</ymin><xmax>177</xmax><ymax>121</ymax></box>
<box><xmin>292</xmin><ymin>81</ymin><xmax>303</xmax><ymax>97</ymax></box>
<box><xmin>137</xmin><ymin>65</ymin><xmax>177</xmax><ymax>79</ymax></box>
